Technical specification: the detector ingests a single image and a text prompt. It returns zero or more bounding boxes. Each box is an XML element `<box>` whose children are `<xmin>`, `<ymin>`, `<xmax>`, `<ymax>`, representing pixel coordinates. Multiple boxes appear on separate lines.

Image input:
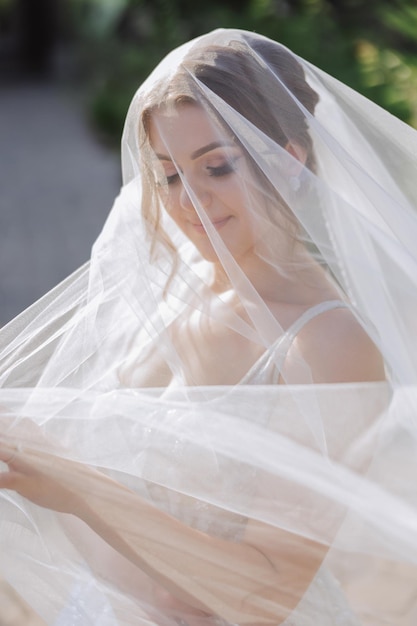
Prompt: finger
<box><xmin>0</xmin><ymin>470</ymin><xmax>20</xmax><ymax>490</ymax></box>
<box><xmin>0</xmin><ymin>442</ymin><xmax>22</xmax><ymax>466</ymax></box>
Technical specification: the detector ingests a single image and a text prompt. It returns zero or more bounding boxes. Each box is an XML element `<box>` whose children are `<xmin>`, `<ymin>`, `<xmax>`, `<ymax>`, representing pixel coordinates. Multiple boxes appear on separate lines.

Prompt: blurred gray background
<box><xmin>0</xmin><ymin>0</ymin><xmax>121</xmax><ymax>326</ymax></box>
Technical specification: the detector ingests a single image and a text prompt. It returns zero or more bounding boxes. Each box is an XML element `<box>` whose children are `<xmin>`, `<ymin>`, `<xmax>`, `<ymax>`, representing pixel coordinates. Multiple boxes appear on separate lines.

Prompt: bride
<box><xmin>0</xmin><ymin>29</ymin><xmax>416</xmax><ymax>625</ymax></box>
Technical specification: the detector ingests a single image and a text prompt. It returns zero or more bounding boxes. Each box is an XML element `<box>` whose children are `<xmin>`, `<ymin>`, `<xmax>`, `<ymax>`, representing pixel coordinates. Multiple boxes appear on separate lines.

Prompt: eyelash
<box><xmin>166</xmin><ymin>173</ymin><xmax>179</xmax><ymax>185</ymax></box>
<box><xmin>165</xmin><ymin>158</ymin><xmax>239</xmax><ymax>186</ymax></box>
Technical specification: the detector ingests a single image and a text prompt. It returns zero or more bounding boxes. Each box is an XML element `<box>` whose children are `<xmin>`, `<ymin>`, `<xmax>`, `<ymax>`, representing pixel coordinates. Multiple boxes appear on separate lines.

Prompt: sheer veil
<box><xmin>1</xmin><ymin>28</ymin><xmax>417</xmax><ymax>625</ymax></box>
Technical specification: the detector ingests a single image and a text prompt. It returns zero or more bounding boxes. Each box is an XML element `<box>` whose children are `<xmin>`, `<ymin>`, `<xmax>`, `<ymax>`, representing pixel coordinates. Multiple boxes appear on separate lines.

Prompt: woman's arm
<box><xmin>0</xmin><ymin>443</ymin><xmax>325</xmax><ymax>625</ymax></box>
<box><xmin>0</xmin><ymin>308</ymin><xmax>384</xmax><ymax>625</ymax></box>
<box><xmin>0</xmin><ymin>577</ymin><xmax>46</xmax><ymax>626</ymax></box>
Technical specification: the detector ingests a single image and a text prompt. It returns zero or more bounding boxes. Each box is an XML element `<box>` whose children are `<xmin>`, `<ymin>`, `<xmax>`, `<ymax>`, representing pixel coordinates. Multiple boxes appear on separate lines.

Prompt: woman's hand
<box><xmin>0</xmin><ymin>437</ymin><xmax>99</xmax><ymax>516</ymax></box>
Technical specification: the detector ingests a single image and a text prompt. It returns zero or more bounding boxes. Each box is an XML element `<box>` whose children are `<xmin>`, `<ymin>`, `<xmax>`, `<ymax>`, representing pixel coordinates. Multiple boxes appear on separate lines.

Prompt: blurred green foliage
<box><xmin>68</xmin><ymin>0</ymin><xmax>417</xmax><ymax>142</ymax></box>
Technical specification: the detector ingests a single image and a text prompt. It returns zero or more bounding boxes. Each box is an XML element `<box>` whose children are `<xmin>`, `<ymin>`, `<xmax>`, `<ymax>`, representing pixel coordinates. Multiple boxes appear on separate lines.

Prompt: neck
<box><xmin>211</xmin><ymin>246</ymin><xmax>334</xmax><ymax>304</ymax></box>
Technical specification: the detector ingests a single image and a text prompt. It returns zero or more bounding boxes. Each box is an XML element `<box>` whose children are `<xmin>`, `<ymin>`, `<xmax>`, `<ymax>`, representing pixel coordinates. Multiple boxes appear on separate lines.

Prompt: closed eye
<box><xmin>166</xmin><ymin>173</ymin><xmax>180</xmax><ymax>185</ymax></box>
<box><xmin>163</xmin><ymin>156</ymin><xmax>240</xmax><ymax>186</ymax></box>
<box><xmin>207</xmin><ymin>158</ymin><xmax>239</xmax><ymax>178</ymax></box>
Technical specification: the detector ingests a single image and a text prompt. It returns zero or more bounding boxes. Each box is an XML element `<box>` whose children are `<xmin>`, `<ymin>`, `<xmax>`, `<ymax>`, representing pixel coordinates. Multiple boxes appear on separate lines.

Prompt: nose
<box><xmin>179</xmin><ymin>179</ymin><xmax>211</xmax><ymax>212</ymax></box>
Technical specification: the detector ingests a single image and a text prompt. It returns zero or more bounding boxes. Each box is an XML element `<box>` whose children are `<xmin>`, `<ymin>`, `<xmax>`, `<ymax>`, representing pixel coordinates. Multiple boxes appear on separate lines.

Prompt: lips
<box><xmin>190</xmin><ymin>217</ymin><xmax>231</xmax><ymax>233</ymax></box>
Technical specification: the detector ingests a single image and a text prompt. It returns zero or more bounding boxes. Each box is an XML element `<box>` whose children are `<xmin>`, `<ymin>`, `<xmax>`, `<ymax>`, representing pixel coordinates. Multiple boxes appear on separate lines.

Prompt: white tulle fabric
<box><xmin>1</xmin><ymin>28</ymin><xmax>417</xmax><ymax>625</ymax></box>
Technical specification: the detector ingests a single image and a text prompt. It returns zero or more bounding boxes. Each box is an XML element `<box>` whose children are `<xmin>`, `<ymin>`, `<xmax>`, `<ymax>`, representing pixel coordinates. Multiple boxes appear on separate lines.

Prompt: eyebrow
<box><xmin>155</xmin><ymin>140</ymin><xmax>236</xmax><ymax>162</ymax></box>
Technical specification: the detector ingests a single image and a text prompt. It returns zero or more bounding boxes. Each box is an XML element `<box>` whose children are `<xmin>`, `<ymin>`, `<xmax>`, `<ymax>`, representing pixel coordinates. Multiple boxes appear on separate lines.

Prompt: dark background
<box><xmin>1</xmin><ymin>0</ymin><xmax>416</xmax><ymax>325</ymax></box>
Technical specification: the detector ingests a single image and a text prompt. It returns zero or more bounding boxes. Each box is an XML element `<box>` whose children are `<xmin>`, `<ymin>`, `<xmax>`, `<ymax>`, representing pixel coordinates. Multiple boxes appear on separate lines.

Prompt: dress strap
<box><xmin>283</xmin><ymin>299</ymin><xmax>349</xmax><ymax>349</ymax></box>
<box><xmin>240</xmin><ymin>300</ymin><xmax>348</xmax><ymax>385</ymax></box>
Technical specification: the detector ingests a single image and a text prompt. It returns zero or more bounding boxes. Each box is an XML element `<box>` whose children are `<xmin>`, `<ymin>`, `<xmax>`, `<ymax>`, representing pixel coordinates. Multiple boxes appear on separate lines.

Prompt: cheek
<box><xmin>159</xmin><ymin>186</ymin><xmax>181</xmax><ymax>216</ymax></box>
<box><xmin>210</xmin><ymin>179</ymin><xmax>242</xmax><ymax>215</ymax></box>
<box><xmin>218</xmin><ymin>175</ymin><xmax>252</xmax><ymax>211</ymax></box>
<box><xmin>225</xmin><ymin>188</ymin><xmax>253</xmax><ymax>228</ymax></box>
<box><xmin>160</xmin><ymin>195</ymin><xmax>189</xmax><ymax>237</ymax></box>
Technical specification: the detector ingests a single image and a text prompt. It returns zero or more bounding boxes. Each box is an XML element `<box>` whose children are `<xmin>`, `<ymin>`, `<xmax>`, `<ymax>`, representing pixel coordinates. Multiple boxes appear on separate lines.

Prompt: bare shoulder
<box><xmin>284</xmin><ymin>306</ymin><xmax>386</xmax><ymax>384</ymax></box>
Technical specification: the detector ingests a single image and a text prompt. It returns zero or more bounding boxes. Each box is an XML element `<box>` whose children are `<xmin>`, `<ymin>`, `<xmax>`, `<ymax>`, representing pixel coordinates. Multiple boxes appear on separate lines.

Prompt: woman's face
<box><xmin>148</xmin><ymin>103</ymin><xmax>261</xmax><ymax>264</ymax></box>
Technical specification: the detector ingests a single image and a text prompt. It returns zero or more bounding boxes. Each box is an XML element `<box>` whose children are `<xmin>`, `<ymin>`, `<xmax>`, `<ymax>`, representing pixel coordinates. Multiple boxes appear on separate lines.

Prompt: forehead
<box><xmin>148</xmin><ymin>103</ymin><xmax>228</xmax><ymax>158</ymax></box>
